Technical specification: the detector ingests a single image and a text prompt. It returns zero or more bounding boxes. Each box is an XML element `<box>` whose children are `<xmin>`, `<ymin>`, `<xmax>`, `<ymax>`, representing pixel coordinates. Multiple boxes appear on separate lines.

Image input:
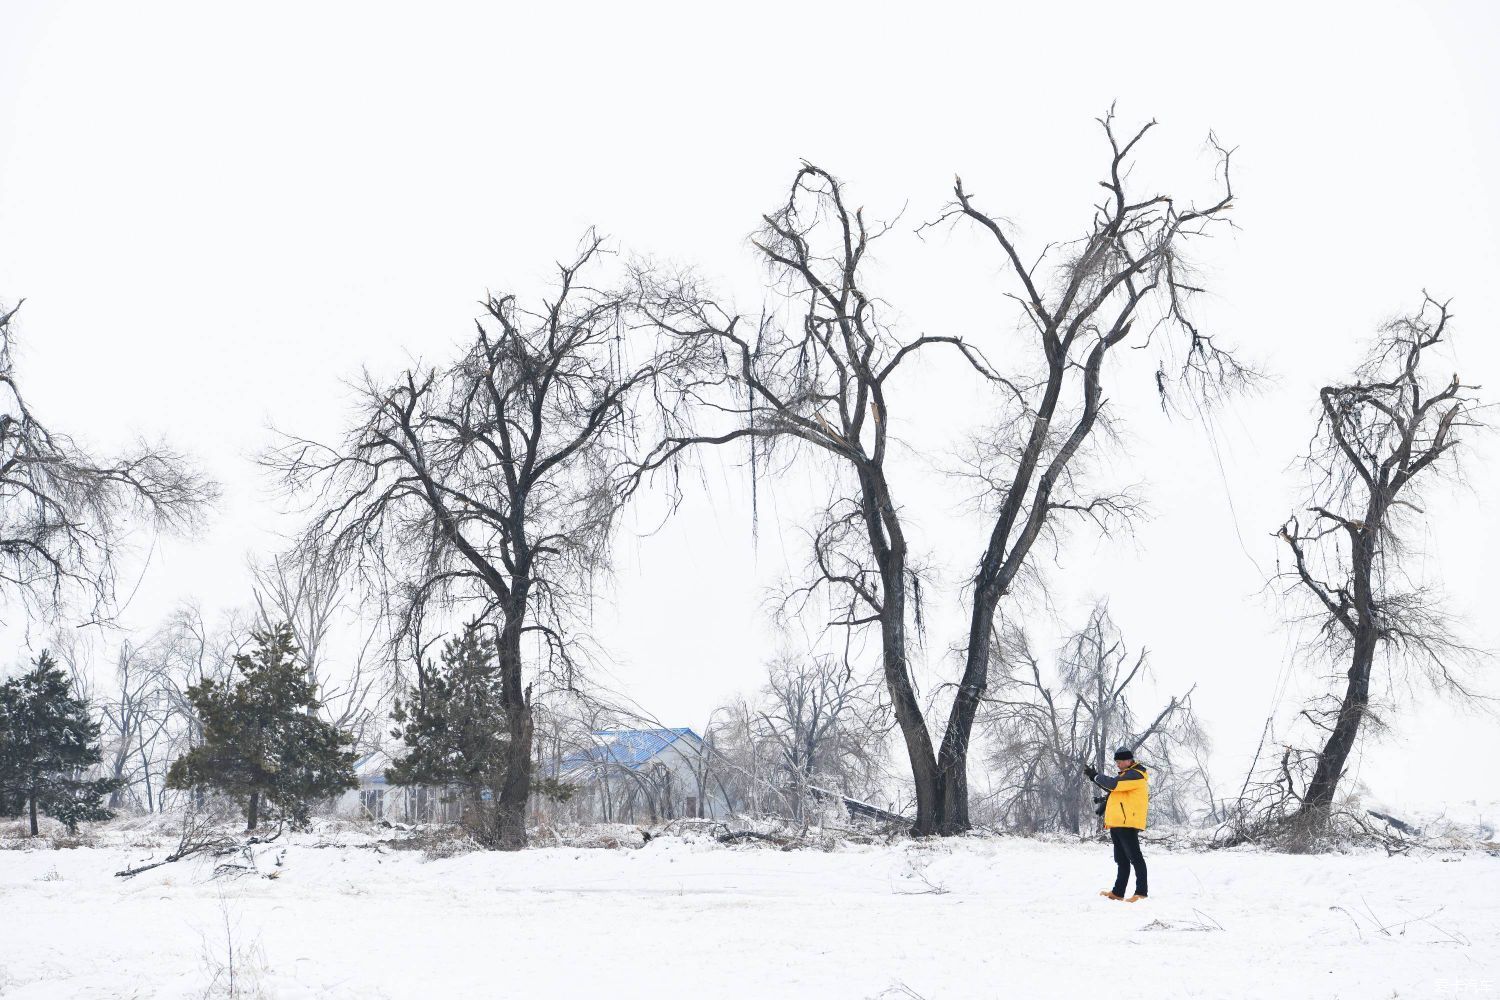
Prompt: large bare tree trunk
<box><xmin>882</xmin><ymin>578</ymin><xmax>940</xmax><ymax>835</ymax></box>
<box><xmin>935</xmin><ymin>580</ymin><xmax>1002</xmax><ymax>832</ymax></box>
<box><xmin>107</xmin><ymin>758</ymin><xmax>129</xmax><ymax>810</ymax></box>
<box><xmin>495</xmin><ymin>625</ymin><xmax>533</xmax><ymax>849</ymax></box>
<box><xmin>862</xmin><ymin>475</ymin><xmax>940</xmax><ymax>834</ymax></box>
<box><xmin>495</xmin><ymin>705</ymin><xmax>534</xmax><ymax>849</ymax></box>
<box><xmin>490</xmin><ymin>607</ymin><xmax>533</xmax><ymax>850</ymax></box>
<box><xmin>1299</xmin><ymin>516</ymin><xmax>1379</xmax><ymax>821</ymax></box>
<box><xmin>1300</xmin><ymin>632</ymin><xmax>1375</xmax><ymax>818</ymax></box>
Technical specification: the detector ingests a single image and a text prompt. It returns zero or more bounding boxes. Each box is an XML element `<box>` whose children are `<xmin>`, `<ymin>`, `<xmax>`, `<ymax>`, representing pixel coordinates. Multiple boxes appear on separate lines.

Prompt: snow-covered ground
<box><xmin>1</xmin><ymin>822</ymin><xmax>1495</xmax><ymax>999</ymax></box>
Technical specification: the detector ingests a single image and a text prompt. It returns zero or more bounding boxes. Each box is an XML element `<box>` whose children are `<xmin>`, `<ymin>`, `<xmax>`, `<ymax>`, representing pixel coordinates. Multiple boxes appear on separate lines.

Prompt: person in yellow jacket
<box><xmin>1083</xmin><ymin>748</ymin><xmax>1148</xmax><ymax>901</ymax></box>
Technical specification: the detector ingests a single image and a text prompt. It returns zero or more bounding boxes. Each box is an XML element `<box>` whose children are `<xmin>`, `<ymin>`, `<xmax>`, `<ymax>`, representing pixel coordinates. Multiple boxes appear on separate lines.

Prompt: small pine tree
<box><xmin>388</xmin><ymin>627</ymin><xmax>515</xmax><ymax>843</ymax></box>
<box><xmin>166</xmin><ymin>624</ymin><xmax>357</xmax><ymax>831</ymax></box>
<box><xmin>0</xmin><ymin>651</ymin><xmax>120</xmax><ymax>836</ymax></box>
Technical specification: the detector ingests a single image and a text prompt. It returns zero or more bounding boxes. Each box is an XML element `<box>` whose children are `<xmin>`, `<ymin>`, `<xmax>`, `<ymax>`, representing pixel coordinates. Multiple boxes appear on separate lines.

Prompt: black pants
<box><xmin>1110</xmin><ymin>827</ymin><xmax>1147</xmax><ymax>897</ymax></box>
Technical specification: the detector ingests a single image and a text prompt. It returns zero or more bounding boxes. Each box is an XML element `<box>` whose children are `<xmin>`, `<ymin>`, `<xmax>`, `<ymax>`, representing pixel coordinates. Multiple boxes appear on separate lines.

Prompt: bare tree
<box><xmin>87</xmin><ymin>605</ymin><xmax>248</xmax><ymax>813</ymax></box>
<box><xmin>251</xmin><ymin>551</ymin><xmax>383</xmax><ymax>749</ymax></box>
<box><xmin>682</xmin><ymin>655</ymin><xmax>895</xmax><ymax>829</ymax></box>
<box><xmin>96</xmin><ymin>640</ymin><xmax>161</xmax><ymax>811</ymax></box>
<box><xmin>636</xmin><ymin>111</ymin><xmax>1242</xmax><ymax>833</ymax></box>
<box><xmin>925</xmin><ymin>112</ymin><xmax>1245</xmax><ymax>831</ymax></box>
<box><xmin>979</xmin><ymin>604</ymin><xmax>1205</xmax><ymax>834</ymax></box>
<box><xmin>1274</xmin><ymin>295</ymin><xmax>1483</xmax><ymax>831</ymax></box>
<box><xmin>528</xmin><ymin>686</ymin><xmax>608</xmax><ymax>825</ymax></box>
<box><xmin>701</xmin><ymin>696</ymin><xmax>768</xmax><ymax>819</ymax></box>
<box><xmin>755</xmin><ymin>652</ymin><xmax>888</xmax><ymax>820</ymax></box>
<box><xmin>0</xmin><ymin>301</ymin><xmax>216</xmax><ymax>622</ymax></box>
<box><xmin>267</xmin><ymin>236</ymin><xmax>715</xmax><ymax>848</ymax></box>
<box><xmin>548</xmin><ymin>699</ymin><xmax>642</xmax><ymax>824</ymax></box>
<box><xmin>636</xmin><ymin>163</ymin><xmax>997</xmax><ymax>834</ymax></box>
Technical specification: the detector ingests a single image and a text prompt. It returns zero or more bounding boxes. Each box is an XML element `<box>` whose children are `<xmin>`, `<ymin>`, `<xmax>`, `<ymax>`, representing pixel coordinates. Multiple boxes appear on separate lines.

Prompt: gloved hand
<box><xmin>1083</xmin><ymin>763</ymin><xmax>1098</xmax><ymax>780</ymax></box>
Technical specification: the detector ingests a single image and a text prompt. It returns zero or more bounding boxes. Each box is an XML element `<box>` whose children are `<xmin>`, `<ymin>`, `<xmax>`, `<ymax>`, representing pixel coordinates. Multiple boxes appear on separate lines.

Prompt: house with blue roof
<box><xmin>556</xmin><ymin>728</ymin><xmax>733</xmax><ymax>823</ymax></box>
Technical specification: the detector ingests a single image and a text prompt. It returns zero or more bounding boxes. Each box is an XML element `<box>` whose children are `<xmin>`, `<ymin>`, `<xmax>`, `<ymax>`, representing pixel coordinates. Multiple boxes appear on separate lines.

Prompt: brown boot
<box><xmin>1126</xmin><ymin>894</ymin><xmax>1148</xmax><ymax>903</ymax></box>
<box><xmin>1099</xmin><ymin>890</ymin><xmax>1125</xmax><ymax>901</ymax></box>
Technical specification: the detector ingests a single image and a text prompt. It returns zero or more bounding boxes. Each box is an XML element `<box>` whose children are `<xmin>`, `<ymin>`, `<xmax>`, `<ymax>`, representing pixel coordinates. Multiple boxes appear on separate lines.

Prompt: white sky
<box><xmin>1</xmin><ymin>0</ymin><xmax>1496</xmax><ymax>813</ymax></box>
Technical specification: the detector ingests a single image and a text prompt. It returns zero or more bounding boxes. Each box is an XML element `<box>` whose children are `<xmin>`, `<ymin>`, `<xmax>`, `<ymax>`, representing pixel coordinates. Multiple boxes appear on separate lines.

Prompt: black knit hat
<box><xmin>1113</xmin><ymin>747</ymin><xmax>1135</xmax><ymax>761</ymax></box>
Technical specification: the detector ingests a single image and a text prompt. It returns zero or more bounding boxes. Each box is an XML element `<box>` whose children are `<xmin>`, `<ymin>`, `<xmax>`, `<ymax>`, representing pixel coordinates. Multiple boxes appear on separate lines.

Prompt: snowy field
<box><xmin>1</xmin><ymin>824</ymin><xmax>1495</xmax><ymax>1000</ymax></box>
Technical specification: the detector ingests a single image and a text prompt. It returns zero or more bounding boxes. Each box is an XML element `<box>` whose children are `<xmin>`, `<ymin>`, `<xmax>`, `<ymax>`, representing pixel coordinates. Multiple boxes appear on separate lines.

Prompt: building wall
<box><xmin>336</xmin><ymin>782</ymin><xmax>464</xmax><ymax>825</ymax></box>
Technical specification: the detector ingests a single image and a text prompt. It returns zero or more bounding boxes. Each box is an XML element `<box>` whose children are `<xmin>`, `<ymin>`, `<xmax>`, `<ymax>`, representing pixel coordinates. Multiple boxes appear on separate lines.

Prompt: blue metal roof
<box><xmin>353</xmin><ymin>750</ymin><xmax>392</xmax><ymax>785</ymax></box>
<box><xmin>560</xmin><ymin>728</ymin><xmax>699</xmax><ymax>772</ymax></box>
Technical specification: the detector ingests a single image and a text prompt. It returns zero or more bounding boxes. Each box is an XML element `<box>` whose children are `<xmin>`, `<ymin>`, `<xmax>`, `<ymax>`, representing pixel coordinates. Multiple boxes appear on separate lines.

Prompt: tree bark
<box><xmin>1300</xmin><ymin>633</ymin><xmax>1375</xmax><ymax>818</ymax></box>
<box><xmin>859</xmin><ymin>469</ymin><xmax>940</xmax><ymax>835</ymax></box>
<box><xmin>107</xmin><ymin>737</ymin><xmax>131</xmax><ymax>810</ymax></box>
<box><xmin>247</xmin><ymin>789</ymin><xmax>260</xmax><ymax>831</ymax></box>
<box><xmin>28</xmin><ymin>788</ymin><xmax>38</xmax><ymax>837</ymax></box>
<box><xmin>1300</xmin><ymin>521</ymin><xmax>1379</xmax><ymax>822</ymax></box>
<box><xmin>493</xmin><ymin>608</ymin><xmax>533</xmax><ymax>850</ymax></box>
<box><xmin>935</xmin><ymin>580</ymin><xmax>1003</xmax><ymax>833</ymax></box>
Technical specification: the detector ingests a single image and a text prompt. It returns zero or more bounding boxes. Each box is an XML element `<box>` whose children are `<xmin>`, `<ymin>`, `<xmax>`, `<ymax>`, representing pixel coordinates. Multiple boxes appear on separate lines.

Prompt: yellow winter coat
<box><xmin>1099</xmin><ymin>762</ymin><xmax>1149</xmax><ymax>830</ymax></box>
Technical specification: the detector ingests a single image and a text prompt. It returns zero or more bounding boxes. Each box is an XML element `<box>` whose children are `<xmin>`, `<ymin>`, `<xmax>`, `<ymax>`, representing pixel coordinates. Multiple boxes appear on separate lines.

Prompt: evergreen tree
<box><xmin>166</xmin><ymin>624</ymin><xmax>357</xmax><ymax>830</ymax></box>
<box><xmin>388</xmin><ymin>627</ymin><xmax>512</xmax><ymax>844</ymax></box>
<box><xmin>0</xmin><ymin>651</ymin><xmax>120</xmax><ymax>835</ymax></box>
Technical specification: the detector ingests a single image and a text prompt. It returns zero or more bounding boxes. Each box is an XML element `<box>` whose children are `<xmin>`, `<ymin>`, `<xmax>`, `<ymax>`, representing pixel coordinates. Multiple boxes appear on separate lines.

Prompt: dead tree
<box><xmin>756</xmin><ymin>652</ymin><xmax>889</xmax><ymax>820</ymax></box>
<box><xmin>154</xmin><ymin>606</ymin><xmax>247</xmax><ymax>750</ymax></box>
<box><xmin>925</xmin><ymin>112</ymin><xmax>1245</xmax><ymax>831</ymax></box>
<box><xmin>636</xmin><ymin>163</ymin><xmax>997</xmax><ymax>834</ymax></box>
<box><xmin>1275</xmin><ymin>295</ymin><xmax>1482</xmax><ymax>829</ymax></box>
<box><xmin>97</xmin><ymin>641</ymin><xmax>164</xmax><ymax>810</ymax></box>
<box><xmin>980</xmin><ymin>604</ymin><xmax>1204</xmax><ymax>834</ymax></box>
<box><xmin>84</xmin><ymin>605</ymin><xmax>249</xmax><ymax>813</ymax></box>
<box><xmin>697</xmin><ymin>655</ymin><xmax>889</xmax><ymax>824</ymax></box>
<box><xmin>0</xmin><ymin>301</ymin><xmax>215</xmax><ymax>622</ymax></box>
<box><xmin>637</xmin><ymin>112</ymin><xmax>1242</xmax><ymax>834</ymax></box>
<box><xmin>268</xmin><ymin>236</ymin><xmax>715</xmax><ymax>849</ymax></box>
<box><xmin>702</xmin><ymin>697</ymin><xmax>769</xmax><ymax>819</ymax></box>
<box><xmin>251</xmin><ymin>551</ymin><xmax>383</xmax><ymax>749</ymax></box>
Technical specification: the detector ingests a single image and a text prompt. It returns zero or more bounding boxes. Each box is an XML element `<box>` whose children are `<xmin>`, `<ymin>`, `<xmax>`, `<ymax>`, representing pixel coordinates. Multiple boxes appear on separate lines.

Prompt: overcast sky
<box><xmin>2</xmin><ymin>0</ymin><xmax>1496</xmax><ymax>813</ymax></box>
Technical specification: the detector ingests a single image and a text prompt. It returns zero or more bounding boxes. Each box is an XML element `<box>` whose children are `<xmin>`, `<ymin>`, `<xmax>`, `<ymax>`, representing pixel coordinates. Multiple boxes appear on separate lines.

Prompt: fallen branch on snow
<box><xmin>114</xmin><ymin>815</ymin><xmax>285</xmax><ymax>880</ymax></box>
